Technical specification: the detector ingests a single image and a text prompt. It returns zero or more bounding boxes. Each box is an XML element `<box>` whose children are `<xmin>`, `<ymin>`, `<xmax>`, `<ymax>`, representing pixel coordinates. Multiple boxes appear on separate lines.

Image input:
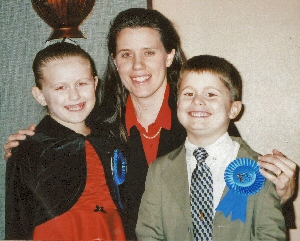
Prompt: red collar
<box><xmin>126</xmin><ymin>84</ymin><xmax>172</xmax><ymax>135</ymax></box>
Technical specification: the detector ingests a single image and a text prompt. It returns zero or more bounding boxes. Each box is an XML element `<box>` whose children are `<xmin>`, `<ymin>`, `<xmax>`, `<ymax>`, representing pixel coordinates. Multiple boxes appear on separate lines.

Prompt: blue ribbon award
<box><xmin>216</xmin><ymin>158</ymin><xmax>265</xmax><ymax>222</ymax></box>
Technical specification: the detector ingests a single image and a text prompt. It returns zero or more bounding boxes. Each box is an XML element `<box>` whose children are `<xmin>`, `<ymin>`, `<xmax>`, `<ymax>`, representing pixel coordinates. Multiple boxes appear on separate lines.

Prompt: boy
<box><xmin>136</xmin><ymin>55</ymin><xmax>286</xmax><ymax>240</ymax></box>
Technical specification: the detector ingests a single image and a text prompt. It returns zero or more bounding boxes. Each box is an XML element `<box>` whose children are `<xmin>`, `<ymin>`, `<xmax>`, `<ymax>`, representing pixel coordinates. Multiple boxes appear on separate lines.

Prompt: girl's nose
<box><xmin>69</xmin><ymin>87</ymin><xmax>80</xmax><ymax>101</ymax></box>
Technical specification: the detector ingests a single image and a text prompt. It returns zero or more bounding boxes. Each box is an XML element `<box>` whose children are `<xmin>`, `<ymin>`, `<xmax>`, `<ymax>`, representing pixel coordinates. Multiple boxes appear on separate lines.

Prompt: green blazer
<box><xmin>136</xmin><ymin>137</ymin><xmax>286</xmax><ymax>241</ymax></box>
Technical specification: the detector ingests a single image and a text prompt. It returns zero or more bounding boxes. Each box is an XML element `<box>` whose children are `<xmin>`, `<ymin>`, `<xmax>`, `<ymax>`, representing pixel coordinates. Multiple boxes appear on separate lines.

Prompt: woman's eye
<box><xmin>144</xmin><ymin>51</ymin><xmax>155</xmax><ymax>56</ymax></box>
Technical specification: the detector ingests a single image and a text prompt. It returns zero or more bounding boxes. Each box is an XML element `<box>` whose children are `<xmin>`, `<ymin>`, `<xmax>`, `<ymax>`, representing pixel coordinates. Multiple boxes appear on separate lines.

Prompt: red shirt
<box><xmin>126</xmin><ymin>85</ymin><xmax>172</xmax><ymax>165</ymax></box>
<box><xmin>34</xmin><ymin>140</ymin><xmax>126</xmax><ymax>240</ymax></box>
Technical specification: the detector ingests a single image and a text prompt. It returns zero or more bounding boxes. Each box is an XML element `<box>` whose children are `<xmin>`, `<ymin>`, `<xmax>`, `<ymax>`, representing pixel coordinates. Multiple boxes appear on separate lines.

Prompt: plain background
<box><xmin>153</xmin><ymin>0</ymin><xmax>299</xmax><ymax>239</ymax></box>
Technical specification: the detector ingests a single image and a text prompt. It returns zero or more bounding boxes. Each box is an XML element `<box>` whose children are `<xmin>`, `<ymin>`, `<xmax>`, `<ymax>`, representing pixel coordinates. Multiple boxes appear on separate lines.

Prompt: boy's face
<box><xmin>32</xmin><ymin>56</ymin><xmax>98</xmax><ymax>131</ymax></box>
<box><xmin>177</xmin><ymin>71</ymin><xmax>241</xmax><ymax>146</ymax></box>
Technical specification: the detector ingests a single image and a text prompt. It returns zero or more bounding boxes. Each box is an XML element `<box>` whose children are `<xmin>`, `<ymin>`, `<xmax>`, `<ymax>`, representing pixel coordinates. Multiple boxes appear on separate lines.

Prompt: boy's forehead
<box><xmin>179</xmin><ymin>71</ymin><xmax>229</xmax><ymax>89</ymax></box>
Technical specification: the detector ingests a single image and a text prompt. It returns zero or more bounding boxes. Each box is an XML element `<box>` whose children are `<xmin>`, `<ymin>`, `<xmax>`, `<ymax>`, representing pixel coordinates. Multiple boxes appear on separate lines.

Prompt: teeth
<box><xmin>190</xmin><ymin>112</ymin><xmax>210</xmax><ymax>117</ymax></box>
<box><xmin>132</xmin><ymin>75</ymin><xmax>150</xmax><ymax>82</ymax></box>
<box><xmin>66</xmin><ymin>103</ymin><xmax>84</xmax><ymax>111</ymax></box>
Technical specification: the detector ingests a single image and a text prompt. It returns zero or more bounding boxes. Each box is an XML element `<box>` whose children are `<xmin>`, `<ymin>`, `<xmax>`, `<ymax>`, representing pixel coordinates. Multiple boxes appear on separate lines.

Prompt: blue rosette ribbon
<box><xmin>216</xmin><ymin>158</ymin><xmax>265</xmax><ymax>222</ymax></box>
<box><xmin>112</xmin><ymin>149</ymin><xmax>127</xmax><ymax>209</ymax></box>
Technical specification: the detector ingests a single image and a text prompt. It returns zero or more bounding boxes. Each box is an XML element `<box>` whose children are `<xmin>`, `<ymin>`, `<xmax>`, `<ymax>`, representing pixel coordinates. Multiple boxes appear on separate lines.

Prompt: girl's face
<box><xmin>177</xmin><ymin>71</ymin><xmax>241</xmax><ymax>146</ymax></box>
<box><xmin>32</xmin><ymin>56</ymin><xmax>98</xmax><ymax>132</ymax></box>
<box><xmin>113</xmin><ymin>27</ymin><xmax>175</xmax><ymax>100</ymax></box>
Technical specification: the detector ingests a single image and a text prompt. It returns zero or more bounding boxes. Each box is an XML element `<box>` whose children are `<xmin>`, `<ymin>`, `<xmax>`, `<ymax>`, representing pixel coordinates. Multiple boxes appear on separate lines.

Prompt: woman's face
<box><xmin>113</xmin><ymin>27</ymin><xmax>175</xmax><ymax>99</ymax></box>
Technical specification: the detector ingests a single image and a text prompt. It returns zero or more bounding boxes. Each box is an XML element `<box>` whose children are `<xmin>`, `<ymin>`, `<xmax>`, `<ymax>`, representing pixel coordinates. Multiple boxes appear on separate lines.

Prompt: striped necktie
<box><xmin>190</xmin><ymin>147</ymin><xmax>213</xmax><ymax>240</ymax></box>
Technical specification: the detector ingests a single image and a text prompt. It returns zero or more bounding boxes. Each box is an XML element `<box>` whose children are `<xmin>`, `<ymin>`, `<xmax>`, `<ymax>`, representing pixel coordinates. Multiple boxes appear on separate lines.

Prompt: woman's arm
<box><xmin>258</xmin><ymin>149</ymin><xmax>297</xmax><ymax>204</ymax></box>
<box><xmin>4</xmin><ymin>124</ymin><xmax>36</xmax><ymax>160</ymax></box>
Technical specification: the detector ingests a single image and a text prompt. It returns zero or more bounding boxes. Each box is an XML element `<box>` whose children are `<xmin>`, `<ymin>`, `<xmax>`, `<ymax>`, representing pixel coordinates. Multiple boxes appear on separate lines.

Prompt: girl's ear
<box><xmin>94</xmin><ymin>76</ymin><xmax>99</xmax><ymax>90</ymax></box>
<box><xmin>32</xmin><ymin>86</ymin><xmax>47</xmax><ymax>106</ymax></box>
<box><xmin>166</xmin><ymin>49</ymin><xmax>176</xmax><ymax>67</ymax></box>
<box><xmin>229</xmin><ymin>101</ymin><xmax>242</xmax><ymax>119</ymax></box>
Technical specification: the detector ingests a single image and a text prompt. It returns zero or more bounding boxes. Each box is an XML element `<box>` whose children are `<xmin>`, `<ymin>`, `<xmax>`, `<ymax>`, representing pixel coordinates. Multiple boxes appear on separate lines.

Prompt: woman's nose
<box><xmin>132</xmin><ymin>55</ymin><xmax>145</xmax><ymax>70</ymax></box>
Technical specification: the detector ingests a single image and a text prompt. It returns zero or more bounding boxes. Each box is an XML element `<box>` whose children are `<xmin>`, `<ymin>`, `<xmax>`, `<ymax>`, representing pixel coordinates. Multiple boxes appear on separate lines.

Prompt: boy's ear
<box><xmin>229</xmin><ymin>101</ymin><xmax>242</xmax><ymax>119</ymax></box>
<box><xmin>166</xmin><ymin>49</ymin><xmax>176</xmax><ymax>67</ymax></box>
<box><xmin>32</xmin><ymin>86</ymin><xmax>47</xmax><ymax>106</ymax></box>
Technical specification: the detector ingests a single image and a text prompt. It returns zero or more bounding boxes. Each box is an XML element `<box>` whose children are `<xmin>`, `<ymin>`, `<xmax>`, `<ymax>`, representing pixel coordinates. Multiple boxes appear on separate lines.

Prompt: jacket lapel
<box><xmin>162</xmin><ymin>145</ymin><xmax>193</xmax><ymax>224</ymax></box>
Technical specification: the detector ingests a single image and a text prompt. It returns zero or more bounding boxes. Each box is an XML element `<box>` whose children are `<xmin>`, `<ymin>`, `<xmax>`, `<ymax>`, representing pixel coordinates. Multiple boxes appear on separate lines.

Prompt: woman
<box><xmin>5</xmin><ymin>8</ymin><xmax>297</xmax><ymax>240</ymax></box>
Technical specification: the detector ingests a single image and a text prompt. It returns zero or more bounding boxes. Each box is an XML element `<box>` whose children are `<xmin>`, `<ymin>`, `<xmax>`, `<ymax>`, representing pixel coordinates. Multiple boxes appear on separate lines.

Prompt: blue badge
<box><xmin>112</xmin><ymin>149</ymin><xmax>127</xmax><ymax>209</ymax></box>
<box><xmin>216</xmin><ymin>158</ymin><xmax>265</xmax><ymax>222</ymax></box>
<box><xmin>113</xmin><ymin>149</ymin><xmax>127</xmax><ymax>185</ymax></box>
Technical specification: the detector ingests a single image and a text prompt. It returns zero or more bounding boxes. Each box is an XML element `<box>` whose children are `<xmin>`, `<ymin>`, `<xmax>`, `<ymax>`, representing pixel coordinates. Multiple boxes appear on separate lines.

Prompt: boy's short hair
<box><xmin>179</xmin><ymin>55</ymin><xmax>242</xmax><ymax>101</ymax></box>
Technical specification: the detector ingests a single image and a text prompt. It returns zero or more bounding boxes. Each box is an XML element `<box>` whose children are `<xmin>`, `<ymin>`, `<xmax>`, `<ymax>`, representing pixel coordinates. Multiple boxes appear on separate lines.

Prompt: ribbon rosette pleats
<box><xmin>112</xmin><ymin>149</ymin><xmax>127</xmax><ymax>208</ymax></box>
<box><xmin>216</xmin><ymin>158</ymin><xmax>265</xmax><ymax>222</ymax></box>
<box><xmin>113</xmin><ymin>149</ymin><xmax>127</xmax><ymax>185</ymax></box>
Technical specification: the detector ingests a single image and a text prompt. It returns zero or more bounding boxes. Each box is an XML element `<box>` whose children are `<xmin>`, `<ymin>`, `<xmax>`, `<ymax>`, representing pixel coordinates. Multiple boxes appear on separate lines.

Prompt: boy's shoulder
<box><xmin>231</xmin><ymin>136</ymin><xmax>260</xmax><ymax>161</ymax></box>
<box><xmin>149</xmin><ymin>144</ymin><xmax>185</xmax><ymax>171</ymax></box>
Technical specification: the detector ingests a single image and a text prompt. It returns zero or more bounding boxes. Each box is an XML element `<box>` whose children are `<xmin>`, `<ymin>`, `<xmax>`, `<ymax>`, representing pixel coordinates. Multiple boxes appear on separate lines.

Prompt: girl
<box><xmin>5</xmin><ymin>42</ymin><xmax>126</xmax><ymax>240</ymax></box>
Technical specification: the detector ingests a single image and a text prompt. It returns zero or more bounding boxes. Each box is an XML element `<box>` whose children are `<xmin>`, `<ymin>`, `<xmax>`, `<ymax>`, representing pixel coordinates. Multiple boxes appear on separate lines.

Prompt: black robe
<box><xmin>5</xmin><ymin>115</ymin><xmax>127</xmax><ymax>240</ymax></box>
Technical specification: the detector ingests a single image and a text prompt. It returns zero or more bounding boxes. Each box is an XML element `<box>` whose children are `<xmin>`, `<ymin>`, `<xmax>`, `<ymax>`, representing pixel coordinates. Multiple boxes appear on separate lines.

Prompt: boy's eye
<box><xmin>207</xmin><ymin>92</ymin><xmax>217</xmax><ymax>97</ymax></box>
<box><xmin>183</xmin><ymin>92</ymin><xmax>194</xmax><ymax>97</ymax></box>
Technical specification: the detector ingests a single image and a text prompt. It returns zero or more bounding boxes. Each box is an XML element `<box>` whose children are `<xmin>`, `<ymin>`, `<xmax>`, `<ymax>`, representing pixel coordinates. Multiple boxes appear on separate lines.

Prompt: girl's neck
<box><xmin>50</xmin><ymin>115</ymin><xmax>90</xmax><ymax>136</ymax></box>
<box><xmin>130</xmin><ymin>82</ymin><xmax>167</xmax><ymax>131</ymax></box>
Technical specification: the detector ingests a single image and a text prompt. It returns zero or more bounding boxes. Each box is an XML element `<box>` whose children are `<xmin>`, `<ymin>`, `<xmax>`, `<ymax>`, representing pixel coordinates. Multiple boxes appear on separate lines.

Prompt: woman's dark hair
<box><xmin>102</xmin><ymin>8</ymin><xmax>185</xmax><ymax>141</ymax></box>
<box><xmin>32</xmin><ymin>42</ymin><xmax>97</xmax><ymax>89</ymax></box>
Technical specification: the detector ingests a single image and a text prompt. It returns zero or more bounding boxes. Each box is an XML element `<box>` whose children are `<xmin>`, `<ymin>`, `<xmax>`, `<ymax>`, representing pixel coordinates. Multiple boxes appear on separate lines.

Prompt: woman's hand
<box><xmin>258</xmin><ymin>149</ymin><xmax>297</xmax><ymax>204</ymax></box>
<box><xmin>4</xmin><ymin>124</ymin><xmax>36</xmax><ymax>160</ymax></box>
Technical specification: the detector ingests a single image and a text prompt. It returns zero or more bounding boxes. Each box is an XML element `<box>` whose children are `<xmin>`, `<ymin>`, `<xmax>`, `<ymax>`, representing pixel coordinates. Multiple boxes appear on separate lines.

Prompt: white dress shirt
<box><xmin>185</xmin><ymin>132</ymin><xmax>240</xmax><ymax>213</ymax></box>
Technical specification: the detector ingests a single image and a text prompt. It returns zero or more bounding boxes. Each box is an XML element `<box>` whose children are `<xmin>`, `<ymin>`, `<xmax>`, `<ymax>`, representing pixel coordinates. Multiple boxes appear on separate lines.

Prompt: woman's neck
<box><xmin>131</xmin><ymin>83</ymin><xmax>167</xmax><ymax>131</ymax></box>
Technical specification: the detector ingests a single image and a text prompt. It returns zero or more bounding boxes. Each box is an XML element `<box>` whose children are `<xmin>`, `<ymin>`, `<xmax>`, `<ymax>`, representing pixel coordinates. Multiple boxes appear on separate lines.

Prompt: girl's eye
<box><xmin>55</xmin><ymin>86</ymin><xmax>66</xmax><ymax>90</ymax></box>
<box><xmin>77</xmin><ymin>82</ymin><xmax>87</xmax><ymax>87</ymax></box>
<box><xmin>121</xmin><ymin>52</ymin><xmax>132</xmax><ymax>58</ymax></box>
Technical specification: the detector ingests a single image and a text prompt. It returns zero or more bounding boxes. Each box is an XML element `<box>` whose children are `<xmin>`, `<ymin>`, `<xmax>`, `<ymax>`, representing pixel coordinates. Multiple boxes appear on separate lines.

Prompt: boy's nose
<box><xmin>193</xmin><ymin>94</ymin><xmax>205</xmax><ymax>106</ymax></box>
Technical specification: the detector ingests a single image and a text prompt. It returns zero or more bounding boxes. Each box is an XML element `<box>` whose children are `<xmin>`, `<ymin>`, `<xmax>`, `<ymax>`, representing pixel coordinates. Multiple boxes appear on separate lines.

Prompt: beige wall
<box><xmin>153</xmin><ymin>0</ymin><xmax>299</xmax><ymax>239</ymax></box>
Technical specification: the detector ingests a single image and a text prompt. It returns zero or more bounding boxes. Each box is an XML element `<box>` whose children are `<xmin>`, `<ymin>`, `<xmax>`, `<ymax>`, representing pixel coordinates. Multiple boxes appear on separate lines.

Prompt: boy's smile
<box><xmin>177</xmin><ymin>71</ymin><xmax>241</xmax><ymax>146</ymax></box>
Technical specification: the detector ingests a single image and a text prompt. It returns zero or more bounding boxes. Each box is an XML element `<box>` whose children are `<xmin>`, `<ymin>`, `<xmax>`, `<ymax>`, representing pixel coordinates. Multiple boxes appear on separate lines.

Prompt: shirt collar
<box><xmin>125</xmin><ymin>84</ymin><xmax>172</xmax><ymax>135</ymax></box>
<box><xmin>185</xmin><ymin>132</ymin><xmax>235</xmax><ymax>165</ymax></box>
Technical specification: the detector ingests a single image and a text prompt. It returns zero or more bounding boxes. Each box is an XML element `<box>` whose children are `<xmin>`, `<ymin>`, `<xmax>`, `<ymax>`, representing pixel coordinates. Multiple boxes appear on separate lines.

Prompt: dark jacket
<box><xmin>5</xmin><ymin>115</ymin><xmax>126</xmax><ymax>240</ymax></box>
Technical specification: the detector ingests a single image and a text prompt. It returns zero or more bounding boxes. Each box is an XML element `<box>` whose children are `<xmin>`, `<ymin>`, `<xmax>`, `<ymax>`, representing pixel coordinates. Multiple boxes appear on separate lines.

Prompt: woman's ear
<box><xmin>229</xmin><ymin>101</ymin><xmax>242</xmax><ymax>119</ymax></box>
<box><xmin>166</xmin><ymin>49</ymin><xmax>176</xmax><ymax>67</ymax></box>
<box><xmin>32</xmin><ymin>86</ymin><xmax>47</xmax><ymax>106</ymax></box>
